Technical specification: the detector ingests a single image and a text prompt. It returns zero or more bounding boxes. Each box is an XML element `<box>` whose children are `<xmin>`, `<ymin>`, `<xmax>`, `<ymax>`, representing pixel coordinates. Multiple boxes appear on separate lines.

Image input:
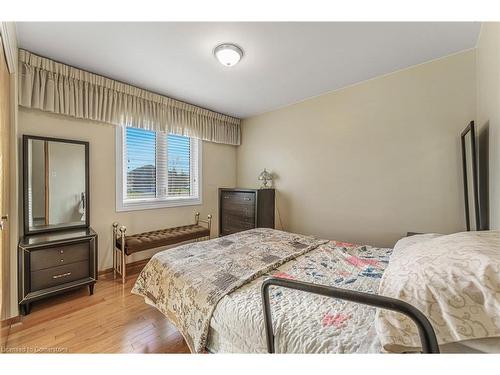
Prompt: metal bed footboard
<box><xmin>261</xmin><ymin>277</ymin><xmax>440</xmax><ymax>354</ymax></box>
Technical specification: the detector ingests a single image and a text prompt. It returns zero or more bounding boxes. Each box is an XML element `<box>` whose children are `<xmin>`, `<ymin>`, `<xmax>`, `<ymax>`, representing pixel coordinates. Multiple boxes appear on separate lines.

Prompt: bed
<box><xmin>207</xmin><ymin>237</ymin><xmax>390</xmax><ymax>353</ymax></box>
<box><xmin>132</xmin><ymin>228</ymin><xmax>500</xmax><ymax>354</ymax></box>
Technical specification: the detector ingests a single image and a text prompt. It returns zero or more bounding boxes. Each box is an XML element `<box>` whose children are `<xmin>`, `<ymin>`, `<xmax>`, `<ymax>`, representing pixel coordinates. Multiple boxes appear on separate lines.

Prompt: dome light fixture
<box><xmin>213</xmin><ymin>43</ymin><xmax>243</xmax><ymax>67</ymax></box>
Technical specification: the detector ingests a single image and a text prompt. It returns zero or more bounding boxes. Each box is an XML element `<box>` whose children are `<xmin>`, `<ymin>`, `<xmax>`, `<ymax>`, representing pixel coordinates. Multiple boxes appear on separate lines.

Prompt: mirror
<box><xmin>23</xmin><ymin>135</ymin><xmax>89</xmax><ymax>235</ymax></box>
<box><xmin>461</xmin><ymin>121</ymin><xmax>479</xmax><ymax>231</ymax></box>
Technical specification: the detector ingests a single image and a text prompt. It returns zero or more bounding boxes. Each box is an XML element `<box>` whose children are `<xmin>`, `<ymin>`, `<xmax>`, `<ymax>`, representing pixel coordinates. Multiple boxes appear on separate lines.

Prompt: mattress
<box><xmin>206</xmin><ymin>240</ymin><xmax>391</xmax><ymax>353</ymax></box>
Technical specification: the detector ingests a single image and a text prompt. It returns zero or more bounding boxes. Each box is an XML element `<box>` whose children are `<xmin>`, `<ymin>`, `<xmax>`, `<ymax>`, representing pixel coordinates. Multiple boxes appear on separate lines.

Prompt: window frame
<box><xmin>115</xmin><ymin>125</ymin><xmax>202</xmax><ymax>212</ymax></box>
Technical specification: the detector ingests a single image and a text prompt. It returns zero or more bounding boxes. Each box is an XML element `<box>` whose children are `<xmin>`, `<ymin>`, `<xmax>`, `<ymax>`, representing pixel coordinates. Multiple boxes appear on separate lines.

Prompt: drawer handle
<box><xmin>60</xmin><ymin>250</ymin><xmax>64</xmax><ymax>254</ymax></box>
<box><xmin>243</xmin><ymin>198</ymin><xmax>251</xmax><ymax>201</ymax></box>
<box><xmin>52</xmin><ymin>272</ymin><xmax>72</xmax><ymax>279</ymax></box>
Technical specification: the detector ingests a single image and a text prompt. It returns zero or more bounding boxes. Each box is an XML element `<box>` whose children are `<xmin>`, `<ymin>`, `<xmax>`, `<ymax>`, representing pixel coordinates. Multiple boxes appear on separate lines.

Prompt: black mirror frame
<box><xmin>22</xmin><ymin>134</ymin><xmax>90</xmax><ymax>236</ymax></box>
<box><xmin>461</xmin><ymin>121</ymin><xmax>480</xmax><ymax>231</ymax></box>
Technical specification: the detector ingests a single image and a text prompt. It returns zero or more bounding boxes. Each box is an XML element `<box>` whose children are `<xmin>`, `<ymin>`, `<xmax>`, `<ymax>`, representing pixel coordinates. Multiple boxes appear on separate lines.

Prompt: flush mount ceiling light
<box><xmin>213</xmin><ymin>43</ymin><xmax>243</xmax><ymax>67</ymax></box>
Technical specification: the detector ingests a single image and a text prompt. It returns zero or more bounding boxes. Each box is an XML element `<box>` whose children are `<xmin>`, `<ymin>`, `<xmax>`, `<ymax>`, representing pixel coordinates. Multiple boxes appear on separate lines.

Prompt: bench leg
<box><xmin>112</xmin><ymin>223</ymin><xmax>118</xmax><ymax>280</ymax></box>
<box><xmin>122</xmin><ymin>252</ymin><xmax>126</xmax><ymax>284</ymax></box>
<box><xmin>120</xmin><ymin>226</ymin><xmax>127</xmax><ymax>284</ymax></box>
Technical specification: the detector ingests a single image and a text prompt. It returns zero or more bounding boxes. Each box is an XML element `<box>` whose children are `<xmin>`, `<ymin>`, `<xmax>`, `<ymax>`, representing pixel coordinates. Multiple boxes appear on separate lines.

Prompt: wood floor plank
<box><xmin>4</xmin><ymin>268</ymin><xmax>190</xmax><ymax>353</ymax></box>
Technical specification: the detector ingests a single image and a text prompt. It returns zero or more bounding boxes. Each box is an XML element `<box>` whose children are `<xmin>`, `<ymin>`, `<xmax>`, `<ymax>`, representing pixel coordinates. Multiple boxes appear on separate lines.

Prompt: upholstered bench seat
<box><xmin>112</xmin><ymin>213</ymin><xmax>212</xmax><ymax>283</ymax></box>
<box><xmin>116</xmin><ymin>224</ymin><xmax>210</xmax><ymax>255</ymax></box>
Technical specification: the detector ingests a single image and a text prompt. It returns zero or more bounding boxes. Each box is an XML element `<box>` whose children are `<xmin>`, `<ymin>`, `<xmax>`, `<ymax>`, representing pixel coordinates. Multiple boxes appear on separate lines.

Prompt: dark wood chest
<box><xmin>18</xmin><ymin>227</ymin><xmax>98</xmax><ymax>315</ymax></box>
<box><xmin>219</xmin><ymin>188</ymin><xmax>275</xmax><ymax>236</ymax></box>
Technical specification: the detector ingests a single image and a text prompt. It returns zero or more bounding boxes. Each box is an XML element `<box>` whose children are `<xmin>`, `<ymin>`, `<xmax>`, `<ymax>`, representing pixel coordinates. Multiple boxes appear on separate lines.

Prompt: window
<box><xmin>116</xmin><ymin>126</ymin><xmax>201</xmax><ymax>211</ymax></box>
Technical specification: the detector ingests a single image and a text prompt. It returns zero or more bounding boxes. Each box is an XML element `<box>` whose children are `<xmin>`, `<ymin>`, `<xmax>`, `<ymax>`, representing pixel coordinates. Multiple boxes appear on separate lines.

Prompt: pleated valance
<box><xmin>18</xmin><ymin>49</ymin><xmax>241</xmax><ymax>145</ymax></box>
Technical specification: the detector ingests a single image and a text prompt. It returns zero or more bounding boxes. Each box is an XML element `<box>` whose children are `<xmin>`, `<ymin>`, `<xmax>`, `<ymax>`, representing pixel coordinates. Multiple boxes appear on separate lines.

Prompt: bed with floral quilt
<box><xmin>133</xmin><ymin>228</ymin><xmax>500</xmax><ymax>354</ymax></box>
<box><xmin>207</xmin><ymin>234</ymin><xmax>391</xmax><ymax>353</ymax></box>
<box><xmin>132</xmin><ymin>228</ymin><xmax>391</xmax><ymax>353</ymax></box>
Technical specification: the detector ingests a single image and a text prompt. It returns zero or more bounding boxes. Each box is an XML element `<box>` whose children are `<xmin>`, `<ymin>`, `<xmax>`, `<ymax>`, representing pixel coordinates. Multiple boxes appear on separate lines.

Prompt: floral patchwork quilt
<box><xmin>207</xmin><ymin>239</ymin><xmax>392</xmax><ymax>353</ymax></box>
<box><xmin>132</xmin><ymin>228</ymin><xmax>329</xmax><ymax>353</ymax></box>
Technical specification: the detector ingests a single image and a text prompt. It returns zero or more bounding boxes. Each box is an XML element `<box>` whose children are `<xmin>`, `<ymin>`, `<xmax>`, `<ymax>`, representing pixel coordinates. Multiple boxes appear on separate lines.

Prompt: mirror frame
<box><xmin>460</xmin><ymin>121</ymin><xmax>480</xmax><ymax>231</ymax></box>
<box><xmin>22</xmin><ymin>134</ymin><xmax>90</xmax><ymax>236</ymax></box>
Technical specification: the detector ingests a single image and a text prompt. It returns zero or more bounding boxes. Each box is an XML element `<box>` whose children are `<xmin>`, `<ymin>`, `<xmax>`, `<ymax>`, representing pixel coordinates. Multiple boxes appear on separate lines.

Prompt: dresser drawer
<box><xmin>30</xmin><ymin>242</ymin><xmax>89</xmax><ymax>271</ymax></box>
<box><xmin>221</xmin><ymin>210</ymin><xmax>255</xmax><ymax>225</ymax></box>
<box><xmin>221</xmin><ymin>202</ymin><xmax>255</xmax><ymax>218</ymax></box>
<box><xmin>221</xmin><ymin>213</ymin><xmax>255</xmax><ymax>235</ymax></box>
<box><xmin>222</xmin><ymin>224</ymin><xmax>255</xmax><ymax>236</ymax></box>
<box><xmin>31</xmin><ymin>260</ymin><xmax>90</xmax><ymax>291</ymax></box>
<box><xmin>222</xmin><ymin>198</ymin><xmax>256</xmax><ymax>218</ymax></box>
<box><xmin>221</xmin><ymin>191</ymin><xmax>255</xmax><ymax>206</ymax></box>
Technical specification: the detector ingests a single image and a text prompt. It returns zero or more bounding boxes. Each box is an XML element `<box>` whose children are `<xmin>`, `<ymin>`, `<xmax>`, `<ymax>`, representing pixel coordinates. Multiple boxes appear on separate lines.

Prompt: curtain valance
<box><xmin>18</xmin><ymin>49</ymin><xmax>241</xmax><ymax>145</ymax></box>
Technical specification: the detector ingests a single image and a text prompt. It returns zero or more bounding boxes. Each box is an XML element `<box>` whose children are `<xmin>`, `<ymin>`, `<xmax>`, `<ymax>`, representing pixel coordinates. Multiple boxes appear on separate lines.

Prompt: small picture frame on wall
<box><xmin>461</xmin><ymin>121</ymin><xmax>480</xmax><ymax>231</ymax></box>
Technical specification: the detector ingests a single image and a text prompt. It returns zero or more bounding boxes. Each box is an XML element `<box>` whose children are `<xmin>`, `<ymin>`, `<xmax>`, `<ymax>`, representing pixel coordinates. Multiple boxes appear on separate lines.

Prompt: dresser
<box><xmin>219</xmin><ymin>188</ymin><xmax>275</xmax><ymax>236</ymax></box>
<box><xmin>18</xmin><ymin>228</ymin><xmax>98</xmax><ymax>315</ymax></box>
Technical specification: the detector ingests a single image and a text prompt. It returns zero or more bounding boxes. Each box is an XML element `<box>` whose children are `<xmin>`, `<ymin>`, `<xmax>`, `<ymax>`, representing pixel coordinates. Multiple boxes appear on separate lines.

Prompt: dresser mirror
<box><xmin>23</xmin><ymin>135</ymin><xmax>89</xmax><ymax>235</ymax></box>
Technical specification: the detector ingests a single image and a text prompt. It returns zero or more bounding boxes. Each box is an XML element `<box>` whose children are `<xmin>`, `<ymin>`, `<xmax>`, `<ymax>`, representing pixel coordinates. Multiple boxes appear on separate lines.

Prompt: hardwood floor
<box><xmin>2</xmin><ymin>262</ymin><xmax>190</xmax><ymax>353</ymax></box>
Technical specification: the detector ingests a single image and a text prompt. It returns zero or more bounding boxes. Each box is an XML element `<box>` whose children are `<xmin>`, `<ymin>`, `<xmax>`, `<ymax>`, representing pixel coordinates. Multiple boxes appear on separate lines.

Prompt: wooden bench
<box><xmin>112</xmin><ymin>212</ymin><xmax>212</xmax><ymax>283</ymax></box>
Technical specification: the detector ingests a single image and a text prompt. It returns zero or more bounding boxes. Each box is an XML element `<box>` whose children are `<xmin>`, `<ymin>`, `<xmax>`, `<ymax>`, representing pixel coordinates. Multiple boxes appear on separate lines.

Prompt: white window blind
<box><xmin>125</xmin><ymin>127</ymin><xmax>157</xmax><ymax>200</ymax></box>
<box><xmin>167</xmin><ymin>134</ymin><xmax>192</xmax><ymax>196</ymax></box>
<box><xmin>117</xmin><ymin>126</ymin><xmax>201</xmax><ymax>211</ymax></box>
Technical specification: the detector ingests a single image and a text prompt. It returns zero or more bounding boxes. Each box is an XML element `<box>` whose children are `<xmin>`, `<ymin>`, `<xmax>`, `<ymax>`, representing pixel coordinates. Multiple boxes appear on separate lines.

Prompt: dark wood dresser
<box><xmin>219</xmin><ymin>188</ymin><xmax>275</xmax><ymax>236</ymax></box>
<box><xmin>18</xmin><ymin>228</ymin><xmax>98</xmax><ymax>315</ymax></box>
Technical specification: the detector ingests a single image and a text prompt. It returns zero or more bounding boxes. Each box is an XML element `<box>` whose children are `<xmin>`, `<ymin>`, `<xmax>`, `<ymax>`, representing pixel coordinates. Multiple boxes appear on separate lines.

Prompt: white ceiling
<box><xmin>16</xmin><ymin>22</ymin><xmax>481</xmax><ymax>118</ymax></box>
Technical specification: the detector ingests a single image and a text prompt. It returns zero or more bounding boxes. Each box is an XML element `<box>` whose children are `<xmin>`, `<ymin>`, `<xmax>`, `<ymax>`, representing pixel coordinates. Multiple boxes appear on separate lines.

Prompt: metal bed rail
<box><xmin>261</xmin><ymin>277</ymin><xmax>440</xmax><ymax>354</ymax></box>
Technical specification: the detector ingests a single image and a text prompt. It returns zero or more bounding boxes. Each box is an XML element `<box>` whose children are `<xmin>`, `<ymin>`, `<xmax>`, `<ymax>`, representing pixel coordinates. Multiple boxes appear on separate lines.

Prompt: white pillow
<box><xmin>376</xmin><ymin>230</ymin><xmax>500</xmax><ymax>353</ymax></box>
<box><xmin>392</xmin><ymin>233</ymin><xmax>444</xmax><ymax>253</ymax></box>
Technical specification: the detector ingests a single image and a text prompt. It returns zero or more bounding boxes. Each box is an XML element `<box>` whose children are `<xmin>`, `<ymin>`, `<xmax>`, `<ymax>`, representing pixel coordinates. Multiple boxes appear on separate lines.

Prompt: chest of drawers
<box><xmin>219</xmin><ymin>188</ymin><xmax>275</xmax><ymax>236</ymax></box>
<box><xmin>18</xmin><ymin>227</ymin><xmax>98</xmax><ymax>315</ymax></box>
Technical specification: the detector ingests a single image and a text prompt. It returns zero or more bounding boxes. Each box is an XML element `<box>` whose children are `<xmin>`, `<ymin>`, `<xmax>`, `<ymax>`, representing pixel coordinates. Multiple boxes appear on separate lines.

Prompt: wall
<box><xmin>237</xmin><ymin>50</ymin><xmax>476</xmax><ymax>247</ymax></box>
<box><xmin>476</xmin><ymin>23</ymin><xmax>500</xmax><ymax>230</ymax></box>
<box><xmin>19</xmin><ymin>107</ymin><xmax>237</xmax><ymax>270</ymax></box>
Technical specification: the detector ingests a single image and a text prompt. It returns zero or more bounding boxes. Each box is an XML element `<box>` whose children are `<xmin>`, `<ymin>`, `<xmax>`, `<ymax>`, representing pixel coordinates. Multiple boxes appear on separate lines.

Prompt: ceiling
<box><xmin>16</xmin><ymin>22</ymin><xmax>481</xmax><ymax>118</ymax></box>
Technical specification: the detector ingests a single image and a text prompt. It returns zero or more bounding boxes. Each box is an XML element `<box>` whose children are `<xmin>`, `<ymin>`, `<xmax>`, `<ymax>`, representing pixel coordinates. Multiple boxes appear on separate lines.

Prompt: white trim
<box><xmin>117</xmin><ymin>196</ymin><xmax>202</xmax><ymax>212</ymax></box>
<box><xmin>0</xmin><ymin>22</ymin><xmax>17</xmax><ymax>74</ymax></box>
<box><xmin>115</xmin><ymin>126</ymin><xmax>202</xmax><ymax>212</ymax></box>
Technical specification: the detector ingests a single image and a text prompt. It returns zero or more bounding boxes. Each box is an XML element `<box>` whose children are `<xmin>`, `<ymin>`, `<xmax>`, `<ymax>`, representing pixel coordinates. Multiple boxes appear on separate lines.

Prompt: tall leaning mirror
<box><xmin>461</xmin><ymin>122</ymin><xmax>480</xmax><ymax>231</ymax></box>
<box><xmin>23</xmin><ymin>135</ymin><xmax>89</xmax><ymax>235</ymax></box>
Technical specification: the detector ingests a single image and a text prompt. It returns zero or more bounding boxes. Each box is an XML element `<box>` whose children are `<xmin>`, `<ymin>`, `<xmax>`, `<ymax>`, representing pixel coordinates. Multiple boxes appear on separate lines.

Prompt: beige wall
<box><xmin>476</xmin><ymin>23</ymin><xmax>500</xmax><ymax>230</ymax></box>
<box><xmin>19</xmin><ymin>107</ymin><xmax>237</xmax><ymax>270</ymax></box>
<box><xmin>237</xmin><ymin>50</ymin><xmax>476</xmax><ymax>247</ymax></box>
